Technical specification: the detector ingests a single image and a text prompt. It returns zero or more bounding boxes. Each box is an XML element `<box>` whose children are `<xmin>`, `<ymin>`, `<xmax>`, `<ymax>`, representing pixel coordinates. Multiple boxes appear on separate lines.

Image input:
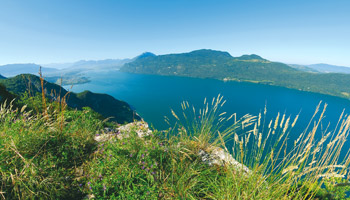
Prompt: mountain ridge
<box><xmin>121</xmin><ymin>49</ymin><xmax>350</xmax><ymax>99</ymax></box>
<box><xmin>307</xmin><ymin>63</ymin><xmax>350</xmax><ymax>74</ymax></box>
<box><xmin>0</xmin><ymin>64</ymin><xmax>58</xmax><ymax>77</ymax></box>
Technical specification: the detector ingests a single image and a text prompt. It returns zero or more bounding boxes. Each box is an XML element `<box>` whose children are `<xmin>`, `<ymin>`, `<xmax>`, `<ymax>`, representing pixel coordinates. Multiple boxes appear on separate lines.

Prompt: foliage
<box><xmin>0</xmin><ymin>83</ymin><xmax>16</xmax><ymax>105</ymax></box>
<box><xmin>318</xmin><ymin>177</ymin><xmax>350</xmax><ymax>199</ymax></box>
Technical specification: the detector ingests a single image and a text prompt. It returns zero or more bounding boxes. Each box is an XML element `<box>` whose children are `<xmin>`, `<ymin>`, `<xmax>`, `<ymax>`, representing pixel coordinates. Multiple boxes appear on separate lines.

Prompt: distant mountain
<box><xmin>289</xmin><ymin>63</ymin><xmax>350</xmax><ymax>74</ymax></box>
<box><xmin>307</xmin><ymin>64</ymin><xmax>350</xmax><ymax>74</ymax></box>
<box><xmin>40</xmin><ymin>58</ymin><xmax>133</xmax><ymax>85</ymax></box>
<box><xmin>121</xmin><ymin>49</ymin><xmax>350</xmax><ymax>99</ymax></box>
<box><xmin>0</xmin><ymin>74</ymin><xmax>6</xmax><ymax>79</ymax></box>
<box><xmin>122</xmin><ymin>49</ymin><xmax>296</xmax><ymax>80</ymax></box>
<box><xmin>42</xmin><ymin>58</ymin><xmax>131</xmax><ymax>70</ymax></box>
<box><xmin>0</xmin><ymin>59</ymin><xmax>132</xmax><ymax>86</ymax></box>
<box><xmin>136</xmin><ymin>52</ymin><xmax>156</xmax><ymax>59</ymax></box>
<box><xmin>0</xmin><ymin>74</ymin><xmax>140</xmax><ymax>123</ymax></box>
<box><xmin>0</xmin><ymin>64</ymin><xmax>58</xmax><ymax>77</ymax></box>
<box><xmin>288</xmin><ymin>64</ymin><xmax>319</xmax><ymax>73</ymax></box>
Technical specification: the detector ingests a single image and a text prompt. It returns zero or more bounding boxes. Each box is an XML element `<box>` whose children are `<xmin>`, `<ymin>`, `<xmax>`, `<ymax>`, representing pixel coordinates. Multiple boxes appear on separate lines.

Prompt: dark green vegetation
<box><xmin>121</xmin><ymin>49</ymin><xmax>350</xmax><ymax>99</ymax></box>
<box><xmin>0</xmin><ymin>74</ymin><xmax>139</xmax><ymax>123</ymax></box>
<box><xmin>0</xmin><ymin>83</ymin><xmax>15</xmax><ymax>105</ymax></box>
<box><xmin>75</xmin><ymin>90</ymin><xmax>140</xmax><ymax>123</ymax></box>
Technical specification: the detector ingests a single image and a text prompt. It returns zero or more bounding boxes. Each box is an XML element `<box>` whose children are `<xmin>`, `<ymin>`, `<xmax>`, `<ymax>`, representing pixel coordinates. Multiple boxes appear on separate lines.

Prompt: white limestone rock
<box><xmin>94</xmin><ymin>120</ymin><xmax>152</xmax><ymax>142</ymax></box>
<box><xmin>199</xmin><ymin>148</ymin><xmax>250</xmax><ymax>173</ymax></box>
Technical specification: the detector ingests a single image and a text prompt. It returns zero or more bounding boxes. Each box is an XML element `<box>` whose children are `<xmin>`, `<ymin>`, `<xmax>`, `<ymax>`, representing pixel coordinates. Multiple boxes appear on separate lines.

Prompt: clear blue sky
<box><xmin>0</xmin><ymin>0</ymin><xmax>349</xmax><ymax>66</ymax></box>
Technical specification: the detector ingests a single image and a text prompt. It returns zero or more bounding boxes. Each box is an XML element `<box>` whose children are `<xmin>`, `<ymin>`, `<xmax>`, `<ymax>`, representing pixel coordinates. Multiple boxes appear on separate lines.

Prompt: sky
<box><xmin>0</xmin><ymin>0</ymin><xmax>349</xmax><ymax>66</ymax></box>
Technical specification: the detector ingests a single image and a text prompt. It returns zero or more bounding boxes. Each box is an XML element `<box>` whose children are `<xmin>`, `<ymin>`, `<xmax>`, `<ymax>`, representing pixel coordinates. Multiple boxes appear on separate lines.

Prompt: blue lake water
<box><xmin>66</xmin><ymin>70</ymin><xmax>350</xmax><ymax>132</ymax></box>
<box><xmin>66</xmin><ymin>70</ymin><xmax>350</xmax><ymax>159</ymax></box>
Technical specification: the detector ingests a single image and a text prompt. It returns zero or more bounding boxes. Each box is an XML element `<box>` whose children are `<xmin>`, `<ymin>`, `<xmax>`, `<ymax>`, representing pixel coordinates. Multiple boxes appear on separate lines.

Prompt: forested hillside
<box><xmin>122</xmin><ymin>49</ymin><xmax>350</xmax><ymax>99</ymax></box>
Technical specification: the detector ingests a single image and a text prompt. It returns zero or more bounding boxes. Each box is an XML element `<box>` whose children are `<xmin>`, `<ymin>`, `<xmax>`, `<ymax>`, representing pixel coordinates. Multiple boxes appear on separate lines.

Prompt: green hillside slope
<box><xmin>0</xmin><ymin>83</ymin><xmax>16</xmax><ymax>105</ymax></box>
<box><xmin>0</xmin><ymin>74</ymin><xmax>140</xmax><ymax>123</ymax></box>
<box><xmin>121</xmin><ymin>49</ymin><xmax>350</xmax><ymax>99</ymax></box>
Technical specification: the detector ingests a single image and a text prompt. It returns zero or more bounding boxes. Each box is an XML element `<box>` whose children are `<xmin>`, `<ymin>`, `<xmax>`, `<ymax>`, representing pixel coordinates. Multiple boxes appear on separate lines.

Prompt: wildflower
<box><xmin>145</xmin><ymin>149</ymin><xmax>148</xmax><ymax>152</ymax></box>
<box><xmin>96</xmin><ymin>134</ymin><xmax>100</xmax><ymax>136</ymax></box>
<box><xmin>129</xmin><ymin>154</ymin><xmax>133</xmax><ymax>157</ymax></box>
<box><xmin>109</xmin><ymin>154</ymin><xmax>112</xmax><ymax>157</ymax></box>
<box><xmin>89</xmin><ymin>186</ymin><xmax>92</xmax><ymax>190</ymax></box>
<box><xmin>141</xmin><ymin>166</ymin><xmax>145</xmax><ymax>169</ymax></box>
<box><xmin>151</xmin><ymin>171</ymin><xmax>155</xmax><ymax>175</ymax></box>
<box><xmin>79</xmin><ymin>184</ymin><xmax>82</xmax><ymax>187</ymax></box>
<box><xmin>141</xmin><ymin>154</ymin><xmax>145</xmax><ymax>158</ymax></box>
<box><xmin>122</xmin><ymin>142</ymin><xmax>125</xmax><ymax>145</ymax></box>
<box><xmin>150</xmin><ymin>165</ymin><xmax>153</xmax><ymax>168</ymax></box>
<box><xmin>103</xmin><ymin>185</ymin><xmax>106</xmax><ymax>191</ymax></box>
<box><xmin>142</xmin><ymin>161</ymin><xmax>145</xmax><ymax>165</ymax></box>
<box><xmin>146</xmin><ymin>168</ymin><xmax>149</xmax><ymax>172</ymax></box>
<box><xmin>88</xmin><ymin>182</ymin><xmax>91</xmax><ymax>185</ymax></box>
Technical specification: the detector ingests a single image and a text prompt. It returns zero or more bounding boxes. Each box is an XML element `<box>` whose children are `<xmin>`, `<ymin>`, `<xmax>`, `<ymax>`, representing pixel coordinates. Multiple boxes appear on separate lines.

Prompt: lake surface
<box><xmin>66</xmin><ymin>70</ymin><xmax>350</xmax><ymax>132</ymax></box>
<box><xmin>66</xmin><ymin>70</ymin><xmax>350</xmax><ymax>159</ymax></box>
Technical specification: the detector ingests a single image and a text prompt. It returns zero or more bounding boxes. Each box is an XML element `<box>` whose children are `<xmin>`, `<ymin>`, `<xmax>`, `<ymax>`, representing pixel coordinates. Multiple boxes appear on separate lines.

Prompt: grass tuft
<box><xmin>1</xmin><ymin>90</ymin><xmax>350</xmax><ymax>199</ymax></box>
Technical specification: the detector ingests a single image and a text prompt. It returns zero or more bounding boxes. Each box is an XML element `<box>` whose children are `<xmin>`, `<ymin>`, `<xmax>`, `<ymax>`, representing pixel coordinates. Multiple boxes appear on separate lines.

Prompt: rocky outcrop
<box><xmin>95</xmin><ymin>121</ymin><xmax>250</xmax><ymax>174</ymax></box>
<box><xmin>198</xmin><ymin>148</ymin><xmax>250</xmax><ymax>173</ymax></box>
<box><xmin>94</xmin><ymin>120</ymin><xmax>152</xmax><ymax>142</ymax></box>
